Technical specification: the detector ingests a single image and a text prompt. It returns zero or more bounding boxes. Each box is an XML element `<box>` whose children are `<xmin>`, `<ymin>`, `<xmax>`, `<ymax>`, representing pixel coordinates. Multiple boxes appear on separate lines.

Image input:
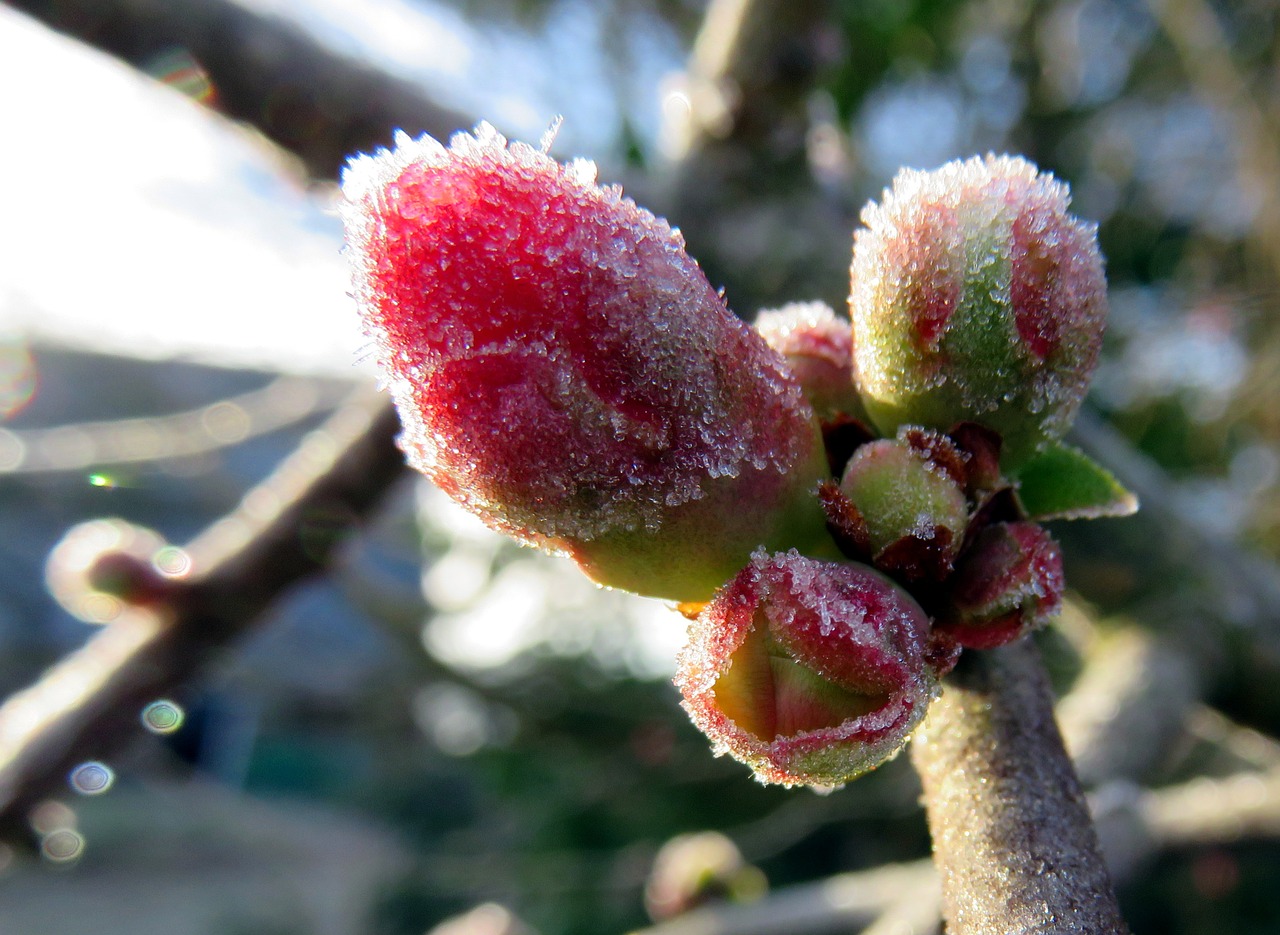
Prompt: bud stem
<box><xmin>909</xmin><ymin>639</ymin><xmax>1129</xmax><ymax>934</ymax></box>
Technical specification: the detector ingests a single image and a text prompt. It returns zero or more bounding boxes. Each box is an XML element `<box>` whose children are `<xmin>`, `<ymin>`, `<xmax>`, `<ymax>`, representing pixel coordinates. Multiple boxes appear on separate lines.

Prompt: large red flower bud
<box><xmin>342</xmin><ymin>125</ymin><xmax>830</xmax><ymax>601</ymax></box>
<box><xmin>849</xmin><ymin>155</ymin><xmax>1107</xmax><ymax>468</ymax></box>
<box><xmin>675</xmin><ymin>550</ymin><xmax>936</xmax><ymax>786</ymax></box>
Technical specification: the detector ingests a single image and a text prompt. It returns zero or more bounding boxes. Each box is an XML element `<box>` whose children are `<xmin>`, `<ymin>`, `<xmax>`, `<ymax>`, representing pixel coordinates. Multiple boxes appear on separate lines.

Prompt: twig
<box><xmin>661</xmin><ymin>0</ymin><xmax>827</xmax><ymax>165</ymax></box>
<box><xmin>0</xmin><ymin>375</ymin><xmax>349</xmax><ymax>475</ymax></box>
<box><xmin>630</xmin><ymin>746</ymin><xmax>1280</xmax><ymax>935</ymax></box>
<box><xmin>0</xmin><ymin>392</ymin><xmax>406</xmax><ymax>839</ymax></box>
<box><xmin>1145</xmin><ymin>767</ymin><xmax>1280</xmax><ymax>847</ymax></box>
<box><xmin>857</xmin><ymin>887</ymin><xmax>942</xmax><ymax>935</ymax></box>
<box><xmin>1095</xmin><ymin>760</ymin><xmax>1280</xmax><ymax>883</ymax></box>
<box><xmin>910</xmin><ymin>640</ymin><xmax>1128</xmax><ymax>934</ymax></box>
<box><xmin>1057</xmin><ymin>622</ymin><xmax>1199</xmax><ymax>787</ymax></box>
<box><xmin>626</xmin><ymin>860</ymin><xmax>935</xmax><ymax>935</ymax></box>
<box><xmin>1184</xmin><ymin>706</ymin><xmax>1280</xmax><ymax>771</ymax></box>
<box><xmin>656</xmin><ymin>0</ymin><xmax>848</xmax><ymax>307</ymax></box>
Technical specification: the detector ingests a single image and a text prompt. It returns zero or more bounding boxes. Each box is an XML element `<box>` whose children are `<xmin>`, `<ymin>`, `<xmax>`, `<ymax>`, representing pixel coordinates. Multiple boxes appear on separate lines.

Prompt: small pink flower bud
<box><xmin>753</xmin><ymin>302</ymin><xmax>864</xmax><ymax>421</ymax></box>
<box><xmin>838</xmin><ymin>429</ymin><xmax>970</xmax><ymax>580</ymax></box>
<box><xmin>935</xmin><ymin>521</ymin><xmax>1064</xmax><ymax>649</ymax></box>
<box><xmin>342</xmin><ymin>125</ymin><xmax>830</xmax><ymax>601</ymax></box>
<box><xmin>849</xmin><ymin>155</ymin><xmax>1107</xmax><ymax>467</ymax></box>
<box><xmin>675</xmin><ymin>550</ymin><xmax>936</xmax><ymax>786</ymax></box>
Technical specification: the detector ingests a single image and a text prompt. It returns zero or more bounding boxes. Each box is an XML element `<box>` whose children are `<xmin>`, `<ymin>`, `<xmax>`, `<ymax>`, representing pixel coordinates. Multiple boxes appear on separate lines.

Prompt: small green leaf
<box><xmin>1013</xmin><ymin>442</ymin><xmax>1139</xmax><ymax>521</ymax></box>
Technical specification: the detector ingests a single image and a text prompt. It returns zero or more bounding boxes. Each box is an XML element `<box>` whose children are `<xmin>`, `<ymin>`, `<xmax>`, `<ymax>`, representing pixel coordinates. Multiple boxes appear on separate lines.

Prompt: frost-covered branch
<box><xmin>5</xmin><ymin>0</ymin><xmax>471</xmax><ymax>177</ymax></box>
<box><xmin>1057</xmin><ymin>621</ymin><xmax>1199</xmax><ymax>787</ymax></box>
<box><xmin>910</xmin><ymin>640</ymin><xmax>1129</xmax><ymax>934</ymax></box>
<box><xmin>629</xmin><ymin>860</ymin><xmax>936</xmax><ymax>935</ymax></box>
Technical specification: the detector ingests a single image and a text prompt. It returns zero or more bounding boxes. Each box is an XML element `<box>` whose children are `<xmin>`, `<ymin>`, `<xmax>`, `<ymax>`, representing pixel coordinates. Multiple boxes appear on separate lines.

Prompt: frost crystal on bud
<box><xmin>342</xmin><ymin>124</ymin><xmax>829</xmax><ymax>601</ymax></box>
<box><xmin>935</xmin><ymin>521</ymin><xmax>1064</xmax><ymax>649</ymax></box>
<box><xmin>753</xmin><ymin>302</ymin><xmax>863</xmax><ymax>420</ymax></box>
<box><xmin>849</xmin><ymin>155</ymin><xmax>1107</xmax><ymax>467</ymax></box>
<box><xmin>675</xmin><ymin>550</ymin><xmax>936</xmax><ymax>786</ymax></box>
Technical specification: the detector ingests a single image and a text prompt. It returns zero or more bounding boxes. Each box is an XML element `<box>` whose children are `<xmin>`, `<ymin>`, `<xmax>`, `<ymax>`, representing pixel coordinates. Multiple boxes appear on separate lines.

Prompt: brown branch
<box><xmin>910</xmin><ymin>640</ymin><xmax>1128</xmax><ymax>934</ymax></box>
<box><xmin>0</xmin><ymin>392</ymin><xmax>406</xmax><ymax>840</ymax></box>
<box><xmin>661</xmin><ymin>0</ymin><xmax>828</xmax><ymax>166</ymax></box>
<box><xmin>655</xmin><ymin>0</ymin><xmax>848</xmax><ymax>308</ymax></box>
<box><xmin>629</xmin><ymin>749</ymin><xmax>1280</xmax><ymax>935</ymax></box>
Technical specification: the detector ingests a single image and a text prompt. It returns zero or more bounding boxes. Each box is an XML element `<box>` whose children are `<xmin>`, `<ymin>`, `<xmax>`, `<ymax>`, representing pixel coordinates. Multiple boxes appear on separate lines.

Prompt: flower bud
<box><xmin>342</xmin><ymin>125</ymin><xmax>830</xmax><ymax>601</ymax></box>
<box><xmin>644</xmin><ymin>832</ymin><xmax>766</xmax><ymax>921</ymax></box>
<box><xmin>838</xmin><ymin>429</ymin><xmax>969</xmax><ymax>578</ymax></box>
<box><xmin>849</xmin><ymin>155</ymin><xmax>1107</xmax><ymax>467</ymax></box>
<box><xmin>675</xmin><ymin>550</ymin><xmax>936</xmax><ymax>786</ymax></box>
<box><xmin>753</xmin><ymin>302</ymin><xmax>864</xmax><ymax>421</ymax></box>
<box><xmin>45</xmin><ymin>519</ymin><xmax>178</xmax><ymax>623</ymax></box>
<box><xmin>935</xmin><ymin>521</ymin><xmax>1064</xmax><ymax>649</ymax></box>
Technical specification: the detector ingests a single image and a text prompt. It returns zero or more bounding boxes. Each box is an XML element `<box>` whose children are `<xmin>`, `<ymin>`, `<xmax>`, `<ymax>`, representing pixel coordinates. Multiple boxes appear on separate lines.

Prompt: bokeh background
<box><xmin>2</xmin><ymin>0</ymin><xmax>1280</xmax><ymax>932</ymax></box>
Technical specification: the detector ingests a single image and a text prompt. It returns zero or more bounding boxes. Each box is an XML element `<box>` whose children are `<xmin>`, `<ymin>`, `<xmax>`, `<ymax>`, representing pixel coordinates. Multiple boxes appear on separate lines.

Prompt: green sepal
<box><xmin>1013</xmin><ymin>441</ymin><xmax>1138</xmax><ymax>521</ymax></box>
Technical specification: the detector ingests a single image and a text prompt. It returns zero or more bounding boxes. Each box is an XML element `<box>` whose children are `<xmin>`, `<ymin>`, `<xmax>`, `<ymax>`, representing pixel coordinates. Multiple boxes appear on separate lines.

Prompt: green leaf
<box><xmin>1013</xmin><ymin>441</ymin><xmax>1139</xmax><ymax>521</ymax></box>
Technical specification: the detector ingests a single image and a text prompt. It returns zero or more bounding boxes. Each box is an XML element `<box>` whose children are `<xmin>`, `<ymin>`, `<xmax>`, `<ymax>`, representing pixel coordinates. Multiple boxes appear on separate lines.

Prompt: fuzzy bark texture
<box><xmin>910</xmin><ymin>639</ymin><xmax>1129</xmax><ymax>934</ymax></box>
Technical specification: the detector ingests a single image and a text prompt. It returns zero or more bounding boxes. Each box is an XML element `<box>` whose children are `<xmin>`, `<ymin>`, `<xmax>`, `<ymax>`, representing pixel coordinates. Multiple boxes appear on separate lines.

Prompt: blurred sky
<box><xmin>0</xmin><ymin>0</ymin><xmax>685</xmax><ymax>378</ymax></box>
<box><xmin>0</xmin><ymin>6</ymin><xmax>361</xmax><ymax>375</ymax></box>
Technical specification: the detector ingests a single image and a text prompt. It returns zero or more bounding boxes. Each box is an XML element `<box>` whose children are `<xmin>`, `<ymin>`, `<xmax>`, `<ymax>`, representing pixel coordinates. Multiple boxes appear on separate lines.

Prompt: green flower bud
<box><xmin>849</xmin><ymin>155</ymin><xmax>1107</xmax><ymax>467</ymax></box>
<box><xmin>838</xmin><ymin>428</ymin><xmax>970</xmax><ymax>578</ymax></box>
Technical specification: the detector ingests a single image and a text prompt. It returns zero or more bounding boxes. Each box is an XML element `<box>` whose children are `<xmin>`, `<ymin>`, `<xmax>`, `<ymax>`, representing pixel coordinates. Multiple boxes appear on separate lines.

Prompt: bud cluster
<box><xmin>342</xmin><ymin>128</ymin><xmax>1129</xmax><ymax>787</ymax></box>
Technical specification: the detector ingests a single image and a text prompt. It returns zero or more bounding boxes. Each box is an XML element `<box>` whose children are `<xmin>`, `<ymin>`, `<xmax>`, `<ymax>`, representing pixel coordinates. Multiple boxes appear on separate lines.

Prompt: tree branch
<box><xmin>0</xmin><ymin>392</ymin><xmax>406</xmax><ymax>840</ymax></box>
<box><xmin>910</xmin><ymin>640</ymin><xmax>1128</xmax><ymax>934</ymax></box>
<box><xmin>627</xmin><ymin>860</ymin><xmax>936</xmax><ymax>935</ymax></box>
<box><xmin>1057</xmin><ymin>621</ymin><xmax>1199</xmax><ymax>788</ymax></box>
<box><xmin>0</xmin><ymin>375</ymin><xmax>349</xmax><ymax>475</ymax></box>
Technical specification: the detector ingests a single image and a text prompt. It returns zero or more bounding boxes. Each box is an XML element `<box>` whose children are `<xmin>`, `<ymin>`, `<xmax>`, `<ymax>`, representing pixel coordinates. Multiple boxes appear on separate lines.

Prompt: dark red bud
<box><xmin>936</xmin><ymin>521</ymin><xmax>1064</xmax><ymax>649</ymax></box>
